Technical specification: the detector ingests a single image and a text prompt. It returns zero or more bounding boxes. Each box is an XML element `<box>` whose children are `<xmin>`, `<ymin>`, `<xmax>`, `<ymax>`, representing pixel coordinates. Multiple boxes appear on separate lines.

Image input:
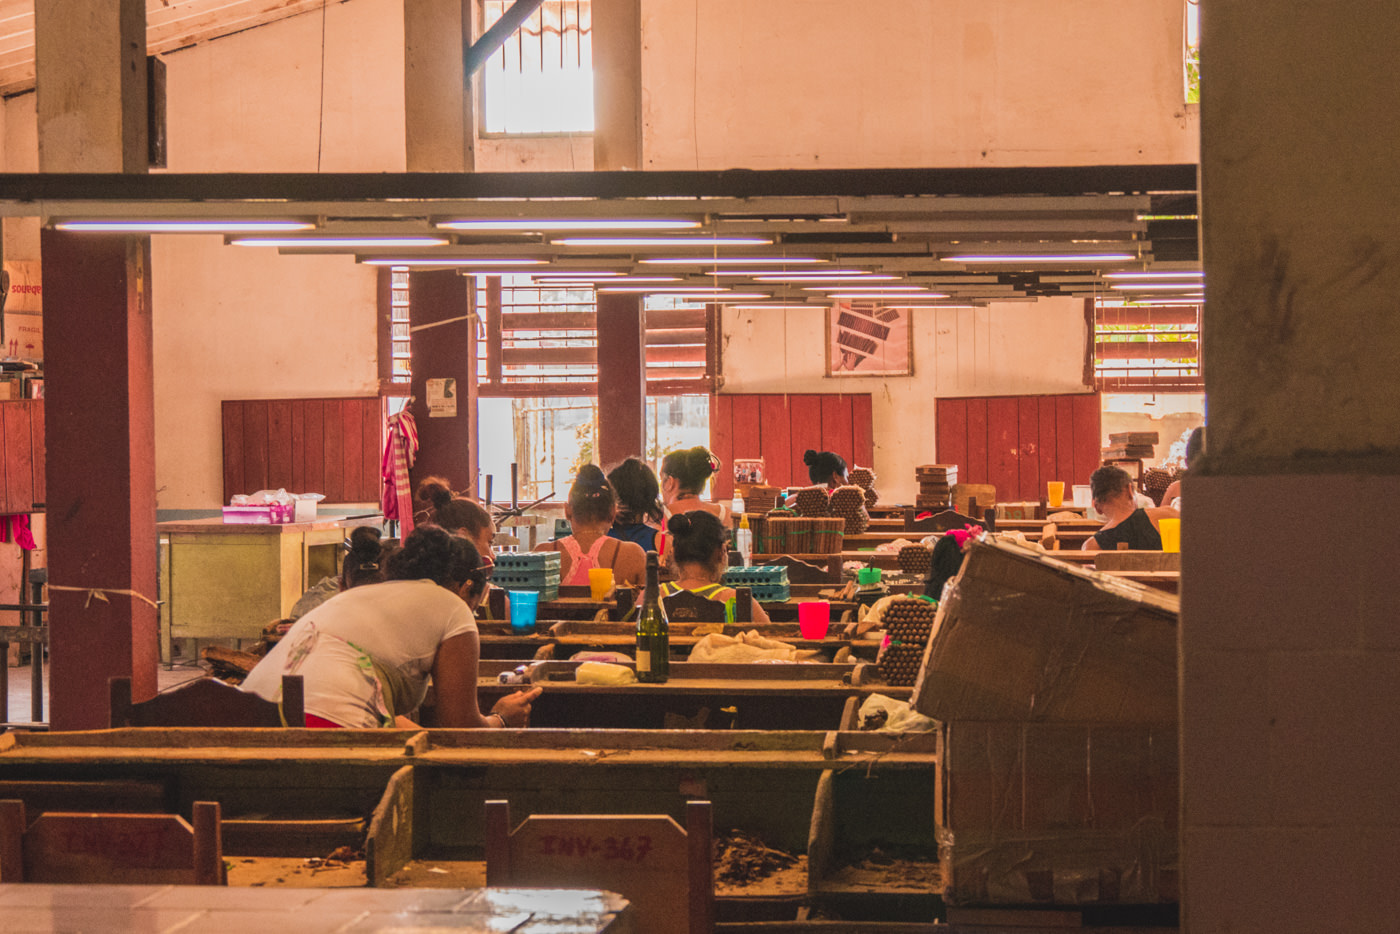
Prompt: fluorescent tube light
<box><xmin>360</xmin><ymin>257</ymin><xmax>545</xmax><ymax>266</ymax></box>
<box><xmin>639</xmin><ymin>256</ymin><xmax>823</xmax><ymax>265</ymax></box>
<box><xmin>943</xmin><ymin>253</ymin><xmax>1136</xmax><ymax>263</ymax></box>
<box><xmin>1103</xmin><ymin>271</ymin><xmax>1204</xmax><ymax>279</ymax></box>
<box><xmin>437</xmin><ymin>219</ymin><xmax>700</xmax><ymax>231</ymax></box>
<box><xmin>553</xmin><ymin>236</ymin><xmax>771</xmax><ymax>247</ymax></box>
<box><xmin>826</xmin><ymin>292</ymin><xmax>951</xmax><ymax>299</ymax></box>
<box><xmin>234</xmin><ymin>237</ymin><xmax>450</xmax><ymax>248</ymax></box>
<box><xmin>756</xmin><ymin>275</ymin><xmax>896</xmax><ymax>283</ymax></box>
<box><xmin>55</xmin><ymin>220</ymin><xmax>315</xmax><ymax>233</ymax></box>
<box><xmin>1109</xmin><ymin>283</ymin><xmax>1209</xmax><ymax>291</ymax></box>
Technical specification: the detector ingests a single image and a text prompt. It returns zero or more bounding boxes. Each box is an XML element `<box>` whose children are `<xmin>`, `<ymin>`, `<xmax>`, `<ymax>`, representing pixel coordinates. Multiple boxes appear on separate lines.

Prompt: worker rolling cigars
<box><xmin>243</xmin><ymin>525</ymin><xmax>540</xmax><ymax>728</ymax></box>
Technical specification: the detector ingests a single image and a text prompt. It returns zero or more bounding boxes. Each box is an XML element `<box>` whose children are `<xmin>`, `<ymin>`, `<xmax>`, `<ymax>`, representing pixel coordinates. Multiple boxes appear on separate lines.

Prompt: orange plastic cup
<box><xmin>588</xmin><ymin>567</ymin><xmax>615</xmax><ymax>601</ymax></box>
<box><xmin>1158</xmin><ymin>517</ymin><xmax>1181</xmax><ymax>553</ymax></box>
<box><xmin>1047</xmin><ymin>481</ymin><xmax>1065</xmax><ymax>508</ymax></box>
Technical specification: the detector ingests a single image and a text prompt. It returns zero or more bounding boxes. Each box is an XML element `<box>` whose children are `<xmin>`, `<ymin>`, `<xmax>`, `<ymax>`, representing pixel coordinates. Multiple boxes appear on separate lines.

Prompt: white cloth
<box><xmin>242</xmin><ymin>579</ymin><xmax>476</xmax><ymax>728</ymax></box>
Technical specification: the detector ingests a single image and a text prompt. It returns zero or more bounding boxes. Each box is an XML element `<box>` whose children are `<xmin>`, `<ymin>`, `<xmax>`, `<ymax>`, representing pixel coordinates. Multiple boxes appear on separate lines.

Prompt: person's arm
<box><xmin>612</xmin><ymin>540</ymin><xmax>648</xmax><ymax>588</ymax></box>
<box><xmin>1081</xmin><ymin>531</ymin><xmax>1103</xmax><ymax>551</ymax></box>
<box><xmin>1162</xmin><ymin>480</ymin><xmax>1181</xmax><ymax>505</ymax></box>
<box><xmin>1145</xmin><ymin>505</ymin><xmax>1181</xmax><ymax>530</ymax></box>
<box><xmin>430</xmin><ymin>631</ymin><xmax>541</xmax><ymax>728</ymax></box>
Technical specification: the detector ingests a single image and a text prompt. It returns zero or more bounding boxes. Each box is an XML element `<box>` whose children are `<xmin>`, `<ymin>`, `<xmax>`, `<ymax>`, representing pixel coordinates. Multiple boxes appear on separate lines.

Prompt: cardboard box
<box><xmin>938</xmin><ymin>720</ymin><xmax>1178</xmax><ymax>906</ymax></box>
<box><xmin>911</xmin><ymin>540</ymin><xmax>1179</xmax><ymax>724</ymax></box>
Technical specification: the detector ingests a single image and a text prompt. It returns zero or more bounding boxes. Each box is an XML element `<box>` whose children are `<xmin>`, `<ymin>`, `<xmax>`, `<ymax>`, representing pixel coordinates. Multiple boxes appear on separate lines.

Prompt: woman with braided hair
<box><xmin>535</xmin><ymin>464</ymin><xmax>647</xmax><ymax>587</ymax></box>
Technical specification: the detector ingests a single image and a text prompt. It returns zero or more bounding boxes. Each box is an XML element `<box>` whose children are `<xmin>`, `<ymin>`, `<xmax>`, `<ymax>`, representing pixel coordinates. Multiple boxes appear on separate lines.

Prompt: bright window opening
<box><xmin>479</xmin><ymin>0</ymin><xmax>593</xmax><ymax>135</ymax></box>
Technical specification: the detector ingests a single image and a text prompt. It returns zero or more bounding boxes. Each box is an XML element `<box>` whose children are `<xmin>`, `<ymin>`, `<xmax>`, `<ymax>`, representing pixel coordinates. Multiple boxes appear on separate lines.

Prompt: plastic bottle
<box><xmin>731</xmin><ymin>492</ymin><xmax>745</xmax><ymax>517</ymax></box>
<box><xmin>734</xmin><ymin>514</ymin><xmax>753</xmax><ymax>567</ymax></box>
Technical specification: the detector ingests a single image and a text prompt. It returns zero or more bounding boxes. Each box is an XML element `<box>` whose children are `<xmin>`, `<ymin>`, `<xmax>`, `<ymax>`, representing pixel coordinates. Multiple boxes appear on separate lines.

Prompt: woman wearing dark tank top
<box><xmin>1082</xmin><ymin>465</ymin><xmax>1179</xmax><ymax>551</ymax></box>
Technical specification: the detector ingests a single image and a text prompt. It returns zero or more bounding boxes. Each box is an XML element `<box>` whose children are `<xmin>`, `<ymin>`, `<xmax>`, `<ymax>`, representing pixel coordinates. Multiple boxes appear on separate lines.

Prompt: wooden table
<box><xmin>157</xmin><ymin>515</ymin><xmax>382</xmax><ymax>661</ymax></box>
<box><xmin>473</xmin><ymin>660</ymin><xmax>902</xmax><ymax>730</ymax></box>
<box><xmin>0</xmin><ymin>884</ymin><xmax>633</xmax><ymax>932</ymax></box>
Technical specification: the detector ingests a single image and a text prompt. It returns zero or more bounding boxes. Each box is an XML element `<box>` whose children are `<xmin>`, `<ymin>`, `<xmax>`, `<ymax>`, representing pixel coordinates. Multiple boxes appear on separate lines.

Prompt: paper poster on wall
<box><xmin>825</xmin><ymin>302</ymin><xmax>913</xmax><ymax>377</ymax></box>
<box><xmin>426</xmin><ymin>378</ymin><xmax>457</xmax><ymax>417</ymax></box>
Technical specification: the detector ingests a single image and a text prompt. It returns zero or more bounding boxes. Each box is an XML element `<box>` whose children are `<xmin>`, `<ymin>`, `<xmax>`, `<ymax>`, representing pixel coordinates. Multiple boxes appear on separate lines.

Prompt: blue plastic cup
<box><xmin>508</xmin><ymin>590</ymin><xmax>540</xmax><ymax>634</ymax></box>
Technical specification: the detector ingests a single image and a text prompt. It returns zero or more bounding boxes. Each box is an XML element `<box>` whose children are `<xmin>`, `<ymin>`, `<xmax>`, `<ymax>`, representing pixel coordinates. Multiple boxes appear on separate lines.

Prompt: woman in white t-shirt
<box><xmin>242</xmin><ymin>525</ymin><xmax>539</xmax><ymax>729</ymax></box>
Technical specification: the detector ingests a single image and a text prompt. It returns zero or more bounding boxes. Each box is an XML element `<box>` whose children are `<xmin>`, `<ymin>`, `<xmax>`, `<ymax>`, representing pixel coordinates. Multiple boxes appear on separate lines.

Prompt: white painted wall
<box><xmin>641</xmin><ymin>0</ymin><xmax>1197</xmax><ymax>170</ymax></box>
<box><xmin>721</xmin><ymin>299</ymin><xmax>1090</xmax><ymax>501</ymax></box>
<box><xmin>149</xmin><ymin>0</ymin><xmax>402</xmax><ymax>506</ymax></box>
<box><xmin>162</xmin><ymin>0</ymin><xmax>406</xmax><ymax>172</ymax></box>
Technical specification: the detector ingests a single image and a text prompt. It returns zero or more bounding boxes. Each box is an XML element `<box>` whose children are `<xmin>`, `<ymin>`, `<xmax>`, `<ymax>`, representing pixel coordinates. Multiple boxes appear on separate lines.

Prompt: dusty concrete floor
<box><xmin>3</xmin><ymin>656</ymin><xmax>205</xmax><ymax>727</ymax></box>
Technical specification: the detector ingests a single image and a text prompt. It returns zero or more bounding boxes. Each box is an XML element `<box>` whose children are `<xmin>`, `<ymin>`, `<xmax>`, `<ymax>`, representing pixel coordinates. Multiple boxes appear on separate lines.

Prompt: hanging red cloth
<box><xmin>381</xmin><ymin>409</ymin><xmax>419</xmax><ymax>535</ymax></box>
<box><xmin>0</xmin><ymin>514</ymin><xmax>36</xmax><ymax>550</ymax></box>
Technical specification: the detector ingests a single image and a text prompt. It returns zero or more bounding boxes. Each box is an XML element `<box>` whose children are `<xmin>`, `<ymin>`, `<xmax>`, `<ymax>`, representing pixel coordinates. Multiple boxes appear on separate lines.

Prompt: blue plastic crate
<box><xmin>722</xmin><ymin>566</ymin><xmax>791</xmax><ymax>603</ymax></box>
<box><xmin>494</xmin><ymin>552</ymin><xmax>562</xmax><ymax>572</ymax></box>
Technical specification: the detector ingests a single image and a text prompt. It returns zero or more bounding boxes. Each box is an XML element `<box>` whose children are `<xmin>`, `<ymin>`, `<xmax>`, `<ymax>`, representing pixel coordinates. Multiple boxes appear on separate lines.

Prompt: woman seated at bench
<box><xmin>1082</xmin><ymin>465</ymin><xmax>1180</xmax><ymax>552</ymax></box>
<box><xmin>536</xmin><ymin>464</ymin><xmax>647</xmax><ymax>588</ymax></box>
<box><xmin>663</xmin><ymin>512</ymin><xmax>771</xmax><ymax>624</ymax></box>
<box><xmin>242</xmin><ymin>525</ymin><xmax>540</xmax><ymax>729</ymax></box>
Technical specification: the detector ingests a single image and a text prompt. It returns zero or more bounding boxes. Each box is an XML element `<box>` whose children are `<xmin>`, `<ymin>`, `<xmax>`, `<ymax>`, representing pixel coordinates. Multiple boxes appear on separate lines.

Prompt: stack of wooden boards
<box><xmin>1102</xmin><ymin>431</ymin><xmax>1158</xmax><ymax>460</ymax></box>
<box><xmin>915</xmin><ymin>464</ymin><xmax>957</xmax><ymax>509</ymax></box>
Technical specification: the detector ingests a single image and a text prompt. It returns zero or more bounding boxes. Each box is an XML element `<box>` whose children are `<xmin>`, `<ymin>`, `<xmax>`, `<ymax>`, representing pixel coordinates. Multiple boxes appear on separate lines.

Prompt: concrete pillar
<box><xmin>404</xmin><ymin>0</ymin><xmax>473</xmax><ymax>172</ymax></box>
<box><xmin>591</xmin><ymin>0</ymin><xmax>642</xmax><ymax>170</ymax></box>
<box><xmin>596</xmin><ymin>293</ymin><xmax>646</xmax><ymax>467</ymax></box>
<box><xmin>35</xmin><ymin>0</ymin><xmax>147</xmax><ymax>174</ymax></box>
<box><xmin>408</xmin><ymin>271</ymin><xmax>478</xmax><ymax>498</ymax></box>
<box><xmin>1185</xmin><ymin>3</ymin><xmax>1400</xmax><ymax>931</ymax></box>
<box><xmin>35</xmin><ymin>0</ymin><xmax>153</xmax><ymax>730</ymax></box>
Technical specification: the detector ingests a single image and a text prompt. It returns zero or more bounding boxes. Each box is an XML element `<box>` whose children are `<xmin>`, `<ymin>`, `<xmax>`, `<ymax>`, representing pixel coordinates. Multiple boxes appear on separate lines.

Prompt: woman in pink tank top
<box><xmin>536</xmin><ymin>465</ymin><xmax>647</xmax><ymax>588</ymax></box>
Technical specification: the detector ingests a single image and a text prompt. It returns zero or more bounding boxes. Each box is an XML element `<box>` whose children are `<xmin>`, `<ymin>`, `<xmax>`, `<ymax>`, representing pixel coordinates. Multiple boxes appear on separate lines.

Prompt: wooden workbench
<box><xmin>157</xmin><ymin>514</ymin><xmax>382</xmax><ymax>661</ymax></box>
<box><xmin>0</xmin><ymin>883</ymin><xmax>632</xmax><ymax>932</ymax></box>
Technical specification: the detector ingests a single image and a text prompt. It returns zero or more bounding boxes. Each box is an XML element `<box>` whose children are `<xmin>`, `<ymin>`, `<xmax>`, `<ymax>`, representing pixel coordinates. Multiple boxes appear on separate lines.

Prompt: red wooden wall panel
<box><xmin>222</xmin><ymin>397</ymin><xmax>381</xmax><ymax>504</ymax></box>
<box><xmin>3</xmin><ymin>402</ymin><xmax>34</xmax><ymax>513</ymax></box>
<box><xmin>788</xmin><ymin>396</ymin><xmax>823</xmax><ymax>489</ymax></box>
<box><xmin>851</xmin><ymin>395</ymin><xmax>874</xmax><ymax>471</ymax></box>
<box><xmin>0</xmin><ymin>401</ymin><xmax>45</xmax><ymax>513</ymax></box>
<box><xmin>710</xmin><ymin>394</ymin><xmax>734</xmax><ymax>500</ymax></box>
<box><xmin>712</xmin><ymin>393</ymin><xmax>874</xmax><ymax>494</ymax></box>
<box><xmin>1017</xmin><ymin>397</ymin><xmax>1041</xmax><ymax>501</ymax></box>
<box><xmin>758</xmin><ymin>395</ymin><xmax>791</xmax><ymax>490</ymax></box>
<box><xmin>935</xmin><ymin>392</ymin><xmax>1102</xmax><ymax>501</ymax></box>
<box><xmin>985</xmin><ymin>397</ymin><xmax>1019</xmax><ymax>502</ymax></box>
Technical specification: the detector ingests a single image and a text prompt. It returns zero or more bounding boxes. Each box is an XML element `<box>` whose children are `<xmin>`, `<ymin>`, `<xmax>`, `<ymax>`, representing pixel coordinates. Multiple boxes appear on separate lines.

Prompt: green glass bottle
<box><xmin>635</xmin><ymin>552</ymin><xmax>670</xmax><ymax>683</ymax></box>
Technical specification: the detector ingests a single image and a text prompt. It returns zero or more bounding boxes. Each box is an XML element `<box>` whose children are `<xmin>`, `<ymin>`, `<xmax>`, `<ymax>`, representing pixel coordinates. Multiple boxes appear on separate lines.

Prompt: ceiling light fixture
<box><xmin>803</xmin><ymin>286</ymin><xmax>930</xmax><ymax>293</ymax></box>
<box><xmin>233</xmin><ymin>236</ymin><xmax>450</xmax><ymax>248</ymax></box>
<box><xmin>537</xmin><ymin>276</ymin><xmax>681</xmax><ymax>284</ymax></box>
<box><xmin>1103</xmin><ymin>271</ymin><xmax>1204</xmax><ymax>279</ymax></box>
<box><xmin>596</xmin><ymin>286</ymin><xmax>736</xmax><ymax>294</ymax></box>
<box><xmin>360</xmin><ymin>257</ymin><xmax>546</xmax><ymax>266</ymax></box>
<box><xmin>552</xmin><ymin>236</ymin><xmax>771</xmax><ymax>247</ymax></box>
<box><xmin>943</xmin><ymin>253</ymin><xmax>1136</xmax><ymax>263</ymax></box>
<box><xmin>703</xmin><ymin>269</ymin><xmax>866</xmax><ymax>277</ymax></box>
<box><xmin>55</xmin><ymin>220</ymin><xmax>317</xmax><ymax>233</ymax></box>
<box><xmin>756</xmin><ymin>275</ymin><xmax>896</xmax><ymax>283</ymax></box>
<box><xmin>436</xmin><ymin>218</ymin><xmax>700</xmax><ymax>231</ymax></box>
<box><xmin>726</xmin><ymin>304</ymin><xmax>821</xmax><ymax>310</ymax></box>
<box><xmin>826</xmin><ymin>292</ymin><xmax>951</xmax><ymax>300</ymax></box>
<box><xmin>1109</xmin><ymin>283</ymin><xmax>1209</xmax><ymax>291</ymax></box>
<box><xmin>639</xmin><ymin>256</ymin><xmax>824</xmax><ymax>265</ymax></box>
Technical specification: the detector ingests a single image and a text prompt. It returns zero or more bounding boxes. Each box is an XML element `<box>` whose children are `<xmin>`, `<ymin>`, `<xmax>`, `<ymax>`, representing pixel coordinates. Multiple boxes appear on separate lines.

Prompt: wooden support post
<box><xmin>408</xmin><ymin>270</ymin><xmax>478</xmax><ymax>496</ymax></box>
<box><xmin>596</xmin><ymin>293</ymin><xmax>646</xmax><ymax>468</ymax></box>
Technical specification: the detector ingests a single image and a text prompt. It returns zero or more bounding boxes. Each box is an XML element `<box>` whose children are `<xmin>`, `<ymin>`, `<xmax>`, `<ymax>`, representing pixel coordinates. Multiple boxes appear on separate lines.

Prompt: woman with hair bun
<box><xmin>535</xmin><ymin>464</ymin><xmax>647</xmax><ymax>587</ymax></box>
<box><xmin>660</xmin><ymin>512</ymin><xmax>770</xmax><ymax>624</ymax></box>
<box><xmin>287</xmin><ymin>525</ymin><xmax>394</xmax><ymax>620</ymax></box>
<box><xmin>415</xmin><ymin>476</ymin><xmax>496</xmax><ymax>558</ymax></box>
<box><xmin>243</xmin><ymin>525</ymin><xmax>540</xmax><ymax>729</ymax></box>
<box><xmin>803</xmin><ymin>450</ymin><xmax>849</xmax><ymax>489</ymax></box>
<box><xmin>659</xmin><ymin>446</ymin><xmax>730</xmax><ymax>523</ymax></box>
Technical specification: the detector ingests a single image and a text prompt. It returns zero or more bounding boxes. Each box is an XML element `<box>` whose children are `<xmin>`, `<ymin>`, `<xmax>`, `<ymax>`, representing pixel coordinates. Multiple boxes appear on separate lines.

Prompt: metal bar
<box><xmin>29</xmin><ymin>576</ymin><xmax>43</xmax><ymax>724</ymax></box>
<box><xmin>0</xmin><ymin>165</ymin><xmax>1199</xmax><ymax>206</ymax></box>
<box><xmin>465</xmin><ymin>0</ymin><xmax>547</xmax><ymax>77</ymax></box>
